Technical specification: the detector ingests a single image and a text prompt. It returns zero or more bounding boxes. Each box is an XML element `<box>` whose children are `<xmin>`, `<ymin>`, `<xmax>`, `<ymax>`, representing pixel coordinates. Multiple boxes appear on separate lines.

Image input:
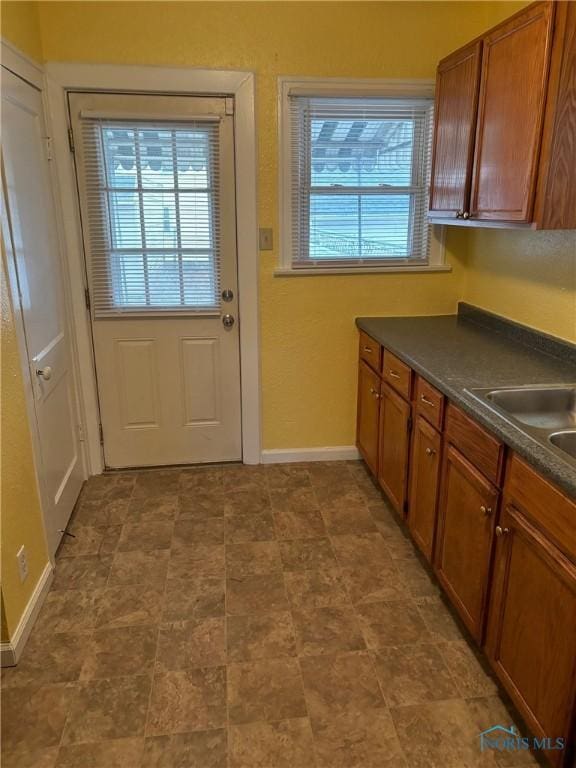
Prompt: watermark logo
<box><xmin>479</xmin><ymin>724</ymin><xmax>565</xmax><ymax>754</ymax></box>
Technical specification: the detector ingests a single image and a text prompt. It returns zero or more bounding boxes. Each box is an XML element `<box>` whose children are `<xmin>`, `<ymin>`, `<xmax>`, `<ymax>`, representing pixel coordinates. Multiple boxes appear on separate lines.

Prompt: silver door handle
<box><xmin>222</xmin><ymin>314</ymin><xmax>235</xmax><ymax>328</ymax></box>
<box><xmin>36</xmin><ymin>366</ymin><xmax>52</xmax><ymax>381</ymax></box>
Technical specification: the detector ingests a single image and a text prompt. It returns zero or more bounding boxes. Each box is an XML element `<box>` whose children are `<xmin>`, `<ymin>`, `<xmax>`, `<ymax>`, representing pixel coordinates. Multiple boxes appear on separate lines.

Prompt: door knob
<box><xmin>222</xmin><ymin>314</ymin><xmax>235</xmax><ymax>329</ymax></box>
<box><xmin>36</xmin><ymin>366</ymin><xmax>52</xmax><ymax>381</ymax></box>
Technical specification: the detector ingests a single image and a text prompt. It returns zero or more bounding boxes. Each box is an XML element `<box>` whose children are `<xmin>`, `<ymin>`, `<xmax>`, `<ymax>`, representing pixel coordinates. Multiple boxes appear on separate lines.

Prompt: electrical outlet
<box><xmin>16</xmin><ymin>546</ymin><xmax>29</xmax><ymax>583</ymax></box>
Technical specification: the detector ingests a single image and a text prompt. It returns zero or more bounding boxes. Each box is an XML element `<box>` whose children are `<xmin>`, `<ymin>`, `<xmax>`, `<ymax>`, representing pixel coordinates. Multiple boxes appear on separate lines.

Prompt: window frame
<box><xmin>278</xmin><ymin>77</ymin><xmax>448</xmax><ymax>276</ymax></box>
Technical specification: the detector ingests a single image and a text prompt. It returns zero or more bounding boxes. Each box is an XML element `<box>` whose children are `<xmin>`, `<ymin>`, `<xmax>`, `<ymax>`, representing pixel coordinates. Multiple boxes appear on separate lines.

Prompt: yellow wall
<box><xmin>0</xmin><ymin>0</ymin><xmax>42</xmax><ymax>61</ymax></box>
<box><xmin>35</xmin><ymin>0</ymin><xmax>523</xmax><ymax>449</ymax></box>
<box><xmin>462</xmin><ymin>229</ymin><xmax>576</xmax><ymax>343</ymax></box>
<box><xmin>1</xmin><ymin>258</ymin><xmax>49</xmax><ymax>643</ymax></box>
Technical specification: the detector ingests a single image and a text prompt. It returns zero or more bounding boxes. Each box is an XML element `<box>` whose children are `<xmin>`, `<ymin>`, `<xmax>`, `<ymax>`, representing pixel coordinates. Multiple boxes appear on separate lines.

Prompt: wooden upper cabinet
<box><xmin>470</xmin><ymin>1</ymin><xmax>555</xmax><ymax>221</ymax></box>
<box><xmin>429</xmin><ymin>41</ymin><xmax>482</xmax><ymax>218</ymax></box>
<box><xmin>357</xmin><ymin>360</ymin><xmax>381</xmax><ymax>476</ymax></box>
<box><xmin>429</xmin><ymin>0</ymin><xmax>576</xmax><ymax>229</ymax></box>
<box><xmin>486</xmin><ymin>505</ymin><xmax>576</xmax><ymax>767</ymax></box>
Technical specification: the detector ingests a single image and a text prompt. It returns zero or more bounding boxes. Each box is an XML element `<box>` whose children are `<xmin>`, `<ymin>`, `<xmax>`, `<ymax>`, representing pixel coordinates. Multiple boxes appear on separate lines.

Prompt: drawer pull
<box><xmin>420</xmin><ymin>395</ymin><xmax>435</xmax><ymax>407</ymax></box>
<box><xmin>495</xmin><ymin>525</ymin><xmax>510</xmax><ymax>537</ymax></box>
<box><xmin>425</xmin><ymin>447</ymin><xmax>437</xmax><ymax>456</ymax></box>
<box><xmin>480</xmin><ymin>505</ymin><xmax>493</xmax><ymax>516</ymax></box>
<box><xmin>388</xmin><ymin>370</ymin><xmax>401</xmax><ymax>379</ymax></box>
<box><xmin>363</xmin><ymin>346</ymin><xmax>373</xmax><ymax>353</ymax></box>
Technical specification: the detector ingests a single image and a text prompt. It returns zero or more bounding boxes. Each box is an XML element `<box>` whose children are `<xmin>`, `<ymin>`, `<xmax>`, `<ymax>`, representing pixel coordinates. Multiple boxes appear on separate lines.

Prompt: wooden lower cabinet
<box><xmin>486</xmin><ymin>504</ymin><xmax>576</xmax><ymax>768</ymax></box>
<box><xmin>356</xmin><ymin>360</ymin><xmax>381</xmax><ymax>475</ymax></box>
<box><xmin>378</xmin><ymin>382</ymin><xmax>411</xmax><ymax>516</ymax></box>
<box><xmin>435</xmin><ymin>443</ymin><xmax>499</xmax><ymax>642</ymax></box>
<box><xmin>408</xmin><ymin>415</ymin><xmax>442</xmax><ymax>562</ymax></box>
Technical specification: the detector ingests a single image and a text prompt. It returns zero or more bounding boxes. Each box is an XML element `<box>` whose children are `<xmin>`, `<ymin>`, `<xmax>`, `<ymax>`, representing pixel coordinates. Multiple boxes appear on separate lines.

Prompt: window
<box><xmin>80</xmin><ymin>118</ymin><xmax>221</xmax><ymax>316</ymax></box>
<box><xmin>279</xmin><ymin>80</ymin><xmax>444</xmax><ymax>274</ymax></box>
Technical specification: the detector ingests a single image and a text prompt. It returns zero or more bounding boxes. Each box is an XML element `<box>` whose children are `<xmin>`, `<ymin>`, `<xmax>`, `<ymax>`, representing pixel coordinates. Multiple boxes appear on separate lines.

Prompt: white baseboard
<box><xmin>0</xmin><ymin>562</ymin><xmax>54</xmax><ymax>667</ymax></box>
<box><xmin>261</xmin><ymin>446</ymin><xmax>360</xmax><ymax>464</ymax></box>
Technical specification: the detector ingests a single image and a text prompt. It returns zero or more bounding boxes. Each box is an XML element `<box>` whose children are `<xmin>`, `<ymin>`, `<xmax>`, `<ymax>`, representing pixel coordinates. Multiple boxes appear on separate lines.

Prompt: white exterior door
<box><xmin>1</xmin><ymin>67</ymin><xmax>84</xmax><ymax>557</ymax></box>
<box><xmin>69</xmin><ymin>93</ymin><xmax>242</xmax><ymax>468</ymax></box>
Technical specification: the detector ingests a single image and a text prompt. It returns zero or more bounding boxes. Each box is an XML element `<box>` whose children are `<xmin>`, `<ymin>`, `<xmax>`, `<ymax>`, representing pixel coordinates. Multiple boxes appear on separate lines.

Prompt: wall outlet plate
<box><xmin>16</xmin><ymin>545</ymin><xmax>29</xmax><ymax>583</ymax></box>
<box><xmin>259</xmin><ymin>228</ymin><xmax>273</xmax><ymax>251</ymax></box>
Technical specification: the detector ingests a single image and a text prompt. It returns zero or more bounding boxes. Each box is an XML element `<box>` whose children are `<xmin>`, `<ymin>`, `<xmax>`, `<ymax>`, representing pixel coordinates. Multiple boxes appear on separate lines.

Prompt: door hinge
<box><xmin>78</xmin><ymin>423</ymin><xmax>85</xmax><ymax>442</ymax></box>
<box><xmin>67</xmin><ymin>127</ymin><xmax>75</xmax><ymax>153</ymax></box>
<box><xmin>84</xmin><ymin>287</ymin><xmax>91</xmax><ymax>311</ymax></box>
<box><xmin>99</xmin><ymin>423</ymin><xmax>104</xmax><ymax>444</ymax></box>
<box><xmin>44</xmin><ymin>136</ymin><xmax>53</xmax><ymax>161</ymax></box>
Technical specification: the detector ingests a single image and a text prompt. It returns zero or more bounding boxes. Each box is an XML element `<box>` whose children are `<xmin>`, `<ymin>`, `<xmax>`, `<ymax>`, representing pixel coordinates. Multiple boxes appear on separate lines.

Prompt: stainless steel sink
<box><xmin>468</xmin><ymin>384</ymin><xmax>576</xmax><ymax>470</ymax></box>
<box><xmin>484</xmin><ymin>386</ymin><xmax>576</xmax><ymax>430</ymax></box>
<box><xmin>549</xmin><ymin>431</ymin><xmax>576</xmax><ymax>460</ymax></box>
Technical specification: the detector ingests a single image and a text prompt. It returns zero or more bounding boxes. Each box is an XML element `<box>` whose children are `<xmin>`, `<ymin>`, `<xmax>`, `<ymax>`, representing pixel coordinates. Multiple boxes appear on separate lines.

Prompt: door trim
<box><xmin>44</xmin><ymin>63</ymin><xmax>261</xmax><ymax>470</ymax></box>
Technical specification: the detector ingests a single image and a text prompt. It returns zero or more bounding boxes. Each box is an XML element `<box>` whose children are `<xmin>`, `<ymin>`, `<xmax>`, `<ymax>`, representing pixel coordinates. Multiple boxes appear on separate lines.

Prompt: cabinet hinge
<box><xmin>403</xmin><ymin>499</ymin><xmax>409</xmax><ymax>515</ymax></box>
<box><xmin>67</xmin><ymin>127</ymin><xmax>75</xmax><ymax>153</ymax></box>
<box><xmin>44</xmin><ymin>136</ymin><xmax>53</xmax><ymax>161</ymax></box>
<box><xmin>84</xmin><ymin>287</ymin><xmax>91</xmax><ymax>311</ymax></box>
<box><xmin>99</xmin><ymin>423</ymin><xmax>104</xmax><ymax>444</ymax></box>
<box><xmin>407</xmin><ymin>415</ymin><xmax>413</xmax><ymax>433</ymax></box>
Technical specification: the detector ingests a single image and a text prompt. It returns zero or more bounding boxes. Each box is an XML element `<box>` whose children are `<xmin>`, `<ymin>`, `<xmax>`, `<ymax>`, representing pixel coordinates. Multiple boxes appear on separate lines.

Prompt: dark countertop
<box><xmin>356</xmin><ymin>311</ymin><xmax>576</xmax><ymax>497</ymax></box>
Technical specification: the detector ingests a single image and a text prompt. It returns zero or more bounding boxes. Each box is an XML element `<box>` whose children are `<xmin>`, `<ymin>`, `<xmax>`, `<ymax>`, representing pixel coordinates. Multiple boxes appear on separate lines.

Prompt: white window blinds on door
<box><xmin>288</xmin><ymin>96</ymin><xmax>434</xmax><ymax>267</ymax></box>
<box><xmin>79</xmin><ymin>119</ymin><xmax>221</xmax><ymax>317</ymax></box>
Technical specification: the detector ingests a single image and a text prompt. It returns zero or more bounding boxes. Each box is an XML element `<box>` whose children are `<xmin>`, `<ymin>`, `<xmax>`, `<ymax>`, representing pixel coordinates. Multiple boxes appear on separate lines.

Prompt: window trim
<box><xmin>277</xmin><ymin>76</ymin><xmax>447</xmax><ymax>276</ymax></box>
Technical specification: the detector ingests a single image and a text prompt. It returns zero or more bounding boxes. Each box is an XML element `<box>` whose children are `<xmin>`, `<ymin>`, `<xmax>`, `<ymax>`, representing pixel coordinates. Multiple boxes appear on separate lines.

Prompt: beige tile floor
<box><xmin>1</xmin><ymin>461</ymin><xmax>541</xmax><ymax>767</ymax></box>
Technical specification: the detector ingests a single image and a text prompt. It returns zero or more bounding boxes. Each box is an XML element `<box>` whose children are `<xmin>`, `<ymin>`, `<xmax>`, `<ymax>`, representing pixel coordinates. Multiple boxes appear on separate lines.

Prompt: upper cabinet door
<box><xmin>429</xmin><ymin>41</ymin><xmax>482</xmax><ymax>218</ymax></box>
<box><xmin>470</xmin><ymin>2</ymin><xmax>555</xmax><ymax>222</ymax></box>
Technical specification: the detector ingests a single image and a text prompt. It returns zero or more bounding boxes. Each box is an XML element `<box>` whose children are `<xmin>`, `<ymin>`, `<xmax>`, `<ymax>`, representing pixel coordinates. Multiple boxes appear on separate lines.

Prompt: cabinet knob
<box><xmin>456</xmin><ymin>210</ymin><xmax>463</xmax><ymax>219</ymax></box>
<box><xmin>495</xmin><ymin>525</ymin><xmax>510</xmax><ymax>537</ymax></box>
<box><xmin>480</xmin><ymin>505</ymin><xmax>493</xmax><ymax>516</ymax></box>
<box><xmin>462</xmin><ymin>211</ymin><xmax>470</xmax><ymax>220</ymax></box>
<box><xmin>369</xmin><ymin>387</ymin><xmax>381</xmax><ymax>399</ymax></box>
<box><xmin>425</xmin><ymin>447</ymin><xmax>436</xmax><ymax>456</ymax></box>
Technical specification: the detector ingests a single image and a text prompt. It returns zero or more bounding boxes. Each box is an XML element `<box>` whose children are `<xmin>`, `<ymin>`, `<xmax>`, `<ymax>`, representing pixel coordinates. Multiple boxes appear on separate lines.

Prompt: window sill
<box><xmin>273</xmin><ymin>264</ymin><xmax>452</xmax><ymax>277</ymax></box>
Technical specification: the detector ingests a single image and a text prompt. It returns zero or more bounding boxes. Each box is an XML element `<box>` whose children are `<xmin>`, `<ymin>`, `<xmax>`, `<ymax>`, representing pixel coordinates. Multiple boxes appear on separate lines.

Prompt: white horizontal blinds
<box><xmin>80</xmin><ymin>118</ymin><xmax>221</xmax><ymax>317</ymax></box>
<box><xmin>289</xmin><ymin>96</ymin><xmax>434</xmax><ymax>267</ymax></box>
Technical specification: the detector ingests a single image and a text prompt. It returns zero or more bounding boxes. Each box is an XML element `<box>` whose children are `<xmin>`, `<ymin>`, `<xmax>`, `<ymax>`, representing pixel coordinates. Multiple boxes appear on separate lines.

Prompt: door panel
<box><xmin>1</xmin><ymin>68</ymin><xmax>83</xmax><ymax>555</ymax></box>
<box><xmin>69</xmin><ymin>92</ymin><xmax>241</xmax><ymax>467</ymax></box>
<box><xmin>408</xmin><ymin>416</ymin><xmax>441</xmax><ymax>562</ymax></box>
<box><xmin>470</xmin><ymin>2</ymin><xmax>555</xmax><ymax>221</ymax></box>
<box><xmin>356</xmin><ymin>360</ymin><xmax>380</xmax><ymax>475</ymax></box>
<box><xmin>486</xmin><ymin>505</ymin><xmax>576</xmax><ymax>767</ymax></box>
<box><xmin>378</xmin><ymin>382</ymin><xmax>411</xmax><ymax>516</ymax></box>
<box><xmin>429</xmin><ymin>40</ymin><xmax>482</xmax><ymax>217</ymax></box>
<box><xmin>435</xmin><ymin>444</ymin><xmax>498</xmax><ymax>642</ymax></box>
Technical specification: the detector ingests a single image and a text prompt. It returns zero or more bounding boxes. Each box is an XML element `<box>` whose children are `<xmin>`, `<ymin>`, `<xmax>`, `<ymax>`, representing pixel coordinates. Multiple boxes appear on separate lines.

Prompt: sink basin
<box><xmin>549</xmin><ymin>431</ymin><xmax>576</xmax><ymax>460</ymax></box>
<box><xmin>484</xmin><ymin>386</ymin><xmax>576</xmax><ymax>430</ymax></box>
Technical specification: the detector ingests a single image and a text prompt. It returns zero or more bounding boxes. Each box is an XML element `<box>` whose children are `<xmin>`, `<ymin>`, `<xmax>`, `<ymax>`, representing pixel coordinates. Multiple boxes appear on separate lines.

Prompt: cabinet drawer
<box><xmin>505</xmin><ymin>454</ymin><xmax>576</xmax><ymax>561</ymax></box>
<box><xmin>415</xmin><ymin>376</ymin><xmax>445</xmax><ymax>430</ymax></box>
<box><xmin>382</xmin><ymin>350</ymin><xmax>412</xmax><ymax>400</ymax></box>
<box><xmin>445</xmin><ymin>404</ymin><xmax>504</xmax><ymax>485</ymax></box>
<box><xmin>359</xmin><ymin>331</ymin><xmax>381</xmax><ymax>373</ymax></box>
